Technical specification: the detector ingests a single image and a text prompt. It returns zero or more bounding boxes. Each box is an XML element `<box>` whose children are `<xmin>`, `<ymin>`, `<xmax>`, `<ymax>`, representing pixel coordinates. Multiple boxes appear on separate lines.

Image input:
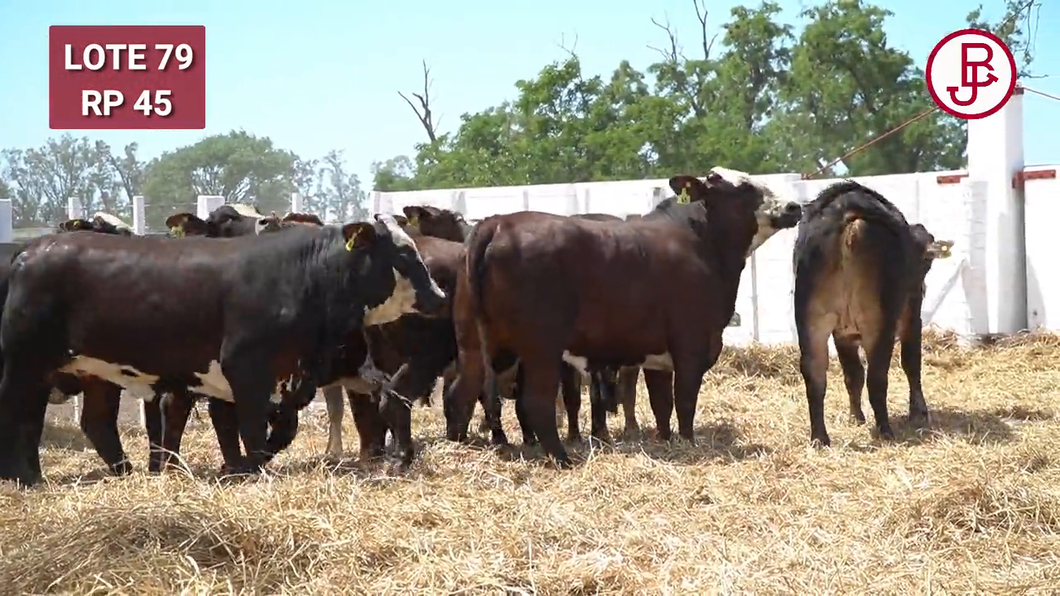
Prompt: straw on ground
<box><xmin>1</xmin><ymin>328</ymin><xmax>1059</xmax><ymax>594</ymax></box>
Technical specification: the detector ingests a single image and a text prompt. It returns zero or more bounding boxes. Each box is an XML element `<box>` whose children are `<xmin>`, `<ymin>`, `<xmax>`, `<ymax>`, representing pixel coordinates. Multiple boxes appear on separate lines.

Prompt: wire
<box><xmin>1022</xmin><ymin>86</ymin><xmax>1060</xmax><ymax>104</ymax></box>
<box><xmin>801</xmin><ymin>106</ymin><xmax>941</xmax><ymax>180</ymax></box>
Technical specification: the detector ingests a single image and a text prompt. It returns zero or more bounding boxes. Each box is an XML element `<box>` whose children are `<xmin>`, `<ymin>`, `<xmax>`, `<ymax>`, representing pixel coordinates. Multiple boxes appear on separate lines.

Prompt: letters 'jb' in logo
<box><xmin>926</xmin><ymin>28</ymin><xmax>1017</xmax><ymax>120</ymax></box>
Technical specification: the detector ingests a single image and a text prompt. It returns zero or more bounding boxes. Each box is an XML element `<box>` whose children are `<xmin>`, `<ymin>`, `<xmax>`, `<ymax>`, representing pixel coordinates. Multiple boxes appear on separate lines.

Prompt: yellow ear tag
<box><xmin>170</xmin><ymin>226</ymin><xmax>184</xmax><ymax>238</ymax></box>
<box><xmin>677</xmin><ymin>186</ymin><xmax>691</xmax><ymax>204</ymax></box>
<box><xmin>408</xmin><ymin>215</ymin><xmax>419</xmax><ymax>227</ymax></box>
<box><xmin>345</xmin><ymin>230</ymin><xmax>359</xmax><ymax>252</ymax></box>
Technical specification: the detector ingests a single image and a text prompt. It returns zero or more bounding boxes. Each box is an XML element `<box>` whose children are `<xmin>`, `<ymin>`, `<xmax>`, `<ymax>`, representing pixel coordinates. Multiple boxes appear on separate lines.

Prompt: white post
<box><xmin>966</xmin><ymin>86</ymin><xmax>1026</xmax><ymax>334</ymax></box>
<box><xmin>132</xmin><ymin>195</ymin><xmax>146</xmax><ymax>235</ymax></box>
<box><xmin>651</xmin><ymin>187</ymin><xmax>665</xmax><ymax>209</ymax></box>
<box><xmin>522</xmin><ymin>189</ymin><xmax>531</xmax><ymax>210</ymax></box>
<box><xmin>67</xmin><ymin>196</ymin><xmax>82</xmax><ymax>219</ymax></box>
<box><xmin>372</xmin><ymin>191</ymin><xmax>383</xmax><ymax>217</ymax></box>
<box><xmin>583</xmin><ymin>187</ymin><xmax>592</xmax><ymax>213</ymax></box>
<box><xmin>197</xmin><ymin>195</ymin><xmax>225</xmax><ymax>219</ymax></box>
<box><xmin>0</xmin><ymin>200</ymin><xmax>12</xmax><ymax>242</ymax></box>
<box><xmin>291</xmin><ymin>192</ymin><xmax>303</xmax><ymax>214</ymax></box>
<box><xmin>67</xmin><ymin>196</ymin><xmax>84</xmax><ymax>422</ymax></box>
<box><xmin>565</xmin><ymin>185</ymin><xmax>579</xmax><ymax>215</ymax></box>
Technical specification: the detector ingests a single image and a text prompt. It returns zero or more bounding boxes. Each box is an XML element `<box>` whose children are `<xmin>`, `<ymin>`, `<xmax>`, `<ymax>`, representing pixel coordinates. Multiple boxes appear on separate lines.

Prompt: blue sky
<box><xmin>1</xmin><ymin>0</ymin><xmax>1058</xmax><ymax>189</ymax></box>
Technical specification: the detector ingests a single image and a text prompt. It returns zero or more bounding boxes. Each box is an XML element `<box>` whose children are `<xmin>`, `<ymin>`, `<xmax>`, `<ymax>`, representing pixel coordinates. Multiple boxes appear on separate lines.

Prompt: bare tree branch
<box><xmin>692</xmin><ymin>0</ymin><xmax>718</xmax><ymax>60</ymax></box>
<box><xmin>648</xmin><ymin>16</ymin><xmax>682</xmax><ymax>63</ymax></box>
<box><xmin>398</xmin><ymin>60</ymin><xmax>438</xmax><ymax>143</ymax></box>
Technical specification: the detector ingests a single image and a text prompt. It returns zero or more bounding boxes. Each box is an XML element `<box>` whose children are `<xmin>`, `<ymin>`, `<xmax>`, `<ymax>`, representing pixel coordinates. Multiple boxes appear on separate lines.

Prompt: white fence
<box><xmin>371</xmin><ymin>87</ymin><xmax>1054</xmax><ymax>345</ymax></box>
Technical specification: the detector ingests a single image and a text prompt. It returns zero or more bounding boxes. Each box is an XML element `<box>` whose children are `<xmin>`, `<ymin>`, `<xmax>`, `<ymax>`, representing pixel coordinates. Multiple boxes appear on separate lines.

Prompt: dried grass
<box><xmin>3</xmin><ymin>327</ymin><xmax>1060</xmax><ymax>594</ymax></box>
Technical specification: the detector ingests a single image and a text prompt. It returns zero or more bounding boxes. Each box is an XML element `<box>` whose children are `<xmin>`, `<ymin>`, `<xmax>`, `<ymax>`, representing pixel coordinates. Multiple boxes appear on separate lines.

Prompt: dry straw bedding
<box><xmin>2</xmin><ymin>329</ymin><xmax>1060</xmax><ymax>594</ymax></box>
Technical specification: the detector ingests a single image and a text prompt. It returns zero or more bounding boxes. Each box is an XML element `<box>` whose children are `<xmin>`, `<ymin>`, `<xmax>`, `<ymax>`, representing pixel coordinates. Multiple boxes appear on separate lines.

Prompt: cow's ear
<box><xmin>164</xmin><ymin>213</ymin><xmax>207</xmax><ymax>236</ymax></box>
<box><xmin>927</xmin><ymin>239</ymin><xmax>954</xmax><ymax>259</ymax></box>
<box><xmin>668</xmin><ymin>175</ymin><xmax>708</xmax><ymax>204</ymax></box>
<box><xmin>58</xmin><ymin>218</ymin><xmax>92</xmax><ymax>232</ymax></box>
<box><xmin>402</xmin><ymin>206</ymin><xmax>427</xmax><ymax>227</ymax></box>
<box><xmin>342</xmin><ymin>222</ymin><xmax>377</xmax><ymax>251</ymax></box>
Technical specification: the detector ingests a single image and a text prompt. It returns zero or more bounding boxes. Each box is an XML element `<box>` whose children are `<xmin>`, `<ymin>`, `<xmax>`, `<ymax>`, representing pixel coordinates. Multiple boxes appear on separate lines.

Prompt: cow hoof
<box><xmin>876</xmin><ymin>425</ymin><xmax>896</xmax><ymax>441</ymax></box>
<box><xmin>565</xmin><ymin>432</ymin><xmax>581</xmax><ymax>444</ymax></box>
<box><xmin>553</xmin><ymin>455</ymin><xmax>574</xmax><ymax>470</ymax></box>
<box><xmin>490</xmin><ymin>432</ymin><xmax>510</xmax><ymax>447</ymax></box>
<box><xmin>849</xmin><ymin>412</ymin><xmax>867</xmax><ymax>425</ymax></box>
<box><xmin>653</xmin><ymin>428</ymin><xmax>672</xmax><ymax>442</ymax></box>
<box><xmin>810</xmin><ymin>434</ymin><xmax>831</xmax><ymax>448</ymax></box>
<box><xmin>908</xmin><ymin>410</ymin><xmax>930</xmax><ymax>427</ymax></box>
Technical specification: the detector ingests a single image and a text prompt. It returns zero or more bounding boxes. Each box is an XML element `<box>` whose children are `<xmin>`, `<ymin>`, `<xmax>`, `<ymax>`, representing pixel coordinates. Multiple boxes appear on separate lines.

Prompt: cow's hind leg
<box><xmin>520</xmin><ymin>356</ymin><xmax>570</xmax><ymax>468</ymax></box>
<box><xmin>864</xmin><ymin>326</ymin><xmax>897</xmax><ymax>441</ymax></box>
<box><xmin>559</xmin><ymin>363</ymin><xmax>581</xmax><ymax>442</ymax></box>
<box><xmin>834</xmin><ymin>337</ymin><xmax>866</xmax><ymax>425</ymax></box>
<box><xmin>899</xmin><ymin>317</ymin><xmax>930</xmax><ymax>427</ymax></box>
<box><xmin>797</xmin><ymin>318</ymin><xmax>834</xmax><ymax>447</ymax></box>
<box><xmin>79</xmin><ymin>380</ymin><xmax>131</xmax><ymax>475</ymax></box>
<box><xmin>322</xmin><ymin>385</ymin><xmax>345</xmax><ymax>458</ymax></box>
<box><xmin>0</xmin><ymin>363</ymin><xmax>51</xmax><ymax>485</ymax></box>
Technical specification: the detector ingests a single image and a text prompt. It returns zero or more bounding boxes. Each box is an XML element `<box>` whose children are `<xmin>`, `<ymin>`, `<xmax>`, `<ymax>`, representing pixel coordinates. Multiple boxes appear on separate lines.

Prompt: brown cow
<box><xmin>793</xmin><ymin>180</ymin><xmax>953</xmax><ymax>446</ymax></box>
<box><xmin>444</xmin><ymin>168</ymin><xmax>803</xmax><ymax>467</ymax></box>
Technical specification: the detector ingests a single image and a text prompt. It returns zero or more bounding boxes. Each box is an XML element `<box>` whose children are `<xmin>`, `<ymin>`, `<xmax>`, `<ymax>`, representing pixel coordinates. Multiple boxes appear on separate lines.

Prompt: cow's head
<box><xmin>165</xmin><ymin>204</ymin><xmax>263</xmax><ymax>238</ymax></box>
<box><xmin>910</xmin><ymin>223</ymin><xmax>954</xmax><ymax>292</ymax></box>
<box><xmin>669</xmin><ymin>167</ymin><xmax>802</xmax><ymax>256</ymax></box>
<box><xmin>57</xmin><ymin>212</ymin><xmax>134</xmax><ymax>236</ymax></box>
<box><xmin>402</xmin><ymin>205</ymin><xmax>471</xmax><ymax>242</ymax></box>
<box><xmin>341</xmin><ymin>214</ymin><xmax>447</xmax><ymax>325</ymax></box>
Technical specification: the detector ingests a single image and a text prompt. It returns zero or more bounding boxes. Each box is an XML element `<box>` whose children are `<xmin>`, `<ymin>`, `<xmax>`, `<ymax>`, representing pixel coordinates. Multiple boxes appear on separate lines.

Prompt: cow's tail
<box><xmin>464</xmin><ymin>220</ymin><xmax>500</xmax><ymax>399</ymax></box>
<box><xmin>840</xmin><ymin>214</ymin><xmax>868</xmax><ymax>265</ymax></box>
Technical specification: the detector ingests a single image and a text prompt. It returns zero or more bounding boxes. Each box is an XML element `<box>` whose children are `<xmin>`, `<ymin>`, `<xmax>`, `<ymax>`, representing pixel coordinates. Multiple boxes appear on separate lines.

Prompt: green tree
<box><xmin>141</xmin><ymin>131</ymin><xmax>300</xmax><ymax>228</ymax></box>
<box><xmin>1</xmin><ymin>134</ymin><xmax>111</xmax><ymax>226</ymax></box>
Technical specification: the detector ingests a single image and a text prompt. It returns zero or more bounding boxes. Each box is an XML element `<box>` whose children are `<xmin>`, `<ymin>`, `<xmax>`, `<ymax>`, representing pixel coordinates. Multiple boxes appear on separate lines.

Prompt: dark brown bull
<box><xmin>445</xmin><ymin>168</ymin><xmax>803</xmax><ymax>466</ymax></box>
<box><xmin>793</xmin><ymin>180</ymin><xmax>953</xmax><ymax>446</ymax></box>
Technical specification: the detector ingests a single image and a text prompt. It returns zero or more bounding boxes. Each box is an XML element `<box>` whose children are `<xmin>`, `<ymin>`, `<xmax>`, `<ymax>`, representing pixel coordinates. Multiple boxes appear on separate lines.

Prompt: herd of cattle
<box><xmin>0</xmin><ymin>167</ymin><xmax>954</xmax><ymax>486</ymax></box>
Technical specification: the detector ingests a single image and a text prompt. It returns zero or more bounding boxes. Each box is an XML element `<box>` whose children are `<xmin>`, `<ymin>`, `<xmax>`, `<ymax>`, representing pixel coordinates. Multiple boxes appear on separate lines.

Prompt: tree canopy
<box><xmin>373</xmin><ymin>0</ymin><xmax>1037</xmax><ymax>191</ymax></box>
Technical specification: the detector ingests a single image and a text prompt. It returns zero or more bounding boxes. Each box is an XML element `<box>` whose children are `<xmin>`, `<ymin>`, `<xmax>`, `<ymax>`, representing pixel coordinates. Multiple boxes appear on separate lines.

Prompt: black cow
<box><xmin>166</xmin><ymin>205</ymin><xmax>367</xmax><ymax>461</ymax></box>
<box><xmin>0</xmin><ymin>215</ymin><xmax>446</xmax><ymax>486</ymax></box>
<box><xmin>793</xmin><ymin>180</ymin><xmax>953</xmax><ymax>446</ymax></box>
<box><xmin>445</xmin><ymin>168</ymin><xmax>803</xmax><ymax>466</ymax></box>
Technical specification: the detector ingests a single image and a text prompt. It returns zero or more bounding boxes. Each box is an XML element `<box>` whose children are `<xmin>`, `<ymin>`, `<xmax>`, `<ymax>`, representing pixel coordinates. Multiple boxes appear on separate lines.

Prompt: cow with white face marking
<box><xmin>445</xmin><ymin>167</ymin><xmax>803</xmax><ymax>467</ymax></box>
<box><xmin>0</xmin><ymin>214</ymin><xmax>446</xmax><ymax>486</ymax></box>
